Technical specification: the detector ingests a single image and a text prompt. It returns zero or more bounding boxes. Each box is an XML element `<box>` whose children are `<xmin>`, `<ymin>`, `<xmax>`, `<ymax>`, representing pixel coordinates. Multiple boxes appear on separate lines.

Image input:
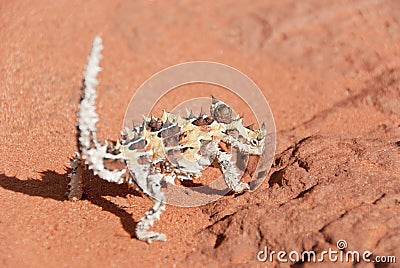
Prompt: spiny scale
<box><xmin>67</xmin><ymin>36</ymin><xmax>267</xmax><ymax>243</ymax></box>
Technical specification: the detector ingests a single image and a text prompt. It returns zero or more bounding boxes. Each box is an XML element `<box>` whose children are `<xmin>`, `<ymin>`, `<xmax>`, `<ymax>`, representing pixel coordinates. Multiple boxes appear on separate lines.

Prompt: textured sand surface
<box><xmin>1</xmin><ymin>1</ymin><xmax>399</xmax><ymax>267</ymax></box>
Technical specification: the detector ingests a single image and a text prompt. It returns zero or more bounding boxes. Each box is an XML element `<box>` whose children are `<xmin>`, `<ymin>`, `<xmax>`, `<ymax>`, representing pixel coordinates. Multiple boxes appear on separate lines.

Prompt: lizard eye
<box><xmin>250</xmin><ymin>139</ymin><xmax>258</xmax><ymax>147</ymax></box>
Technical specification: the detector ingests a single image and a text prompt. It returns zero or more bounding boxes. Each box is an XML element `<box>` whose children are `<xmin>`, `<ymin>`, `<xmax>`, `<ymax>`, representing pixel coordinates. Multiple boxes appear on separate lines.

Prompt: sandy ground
<box><xmin>1</xmin><ymin>0</ymin><xmax>399</xmax><ymax>267</ymax></box>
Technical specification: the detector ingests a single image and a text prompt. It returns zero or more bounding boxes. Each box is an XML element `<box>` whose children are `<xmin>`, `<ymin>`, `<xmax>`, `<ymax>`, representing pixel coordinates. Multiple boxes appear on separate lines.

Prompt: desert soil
<box><xmin>1</xmin><ymin>1</ymin><xmax>399</xmax><ymax>267</ymax></box>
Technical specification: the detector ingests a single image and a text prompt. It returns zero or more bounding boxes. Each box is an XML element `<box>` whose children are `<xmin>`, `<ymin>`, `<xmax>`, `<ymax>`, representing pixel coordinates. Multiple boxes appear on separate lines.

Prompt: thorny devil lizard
<box><xmin>67</xmin><ymin>36</ymin><xmax>266</xmax><ymax>243</ymax></box>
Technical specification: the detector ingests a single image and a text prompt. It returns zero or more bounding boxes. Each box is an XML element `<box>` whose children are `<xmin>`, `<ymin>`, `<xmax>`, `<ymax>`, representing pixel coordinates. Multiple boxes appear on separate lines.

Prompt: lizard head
<box><xmin>210</xmin><ymin>97</ymin><xmax>266</xmax><ymax>155</ymax></box>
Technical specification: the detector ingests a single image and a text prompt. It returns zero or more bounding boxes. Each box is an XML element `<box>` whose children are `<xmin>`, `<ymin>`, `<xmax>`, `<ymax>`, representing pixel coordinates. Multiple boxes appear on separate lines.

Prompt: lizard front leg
<box><xmin>217</xmin><ymin>150</ymin><xmax>250</xmax><ymax>193</ymax></box>
<box><xmin>202</xmin><ymin>140</ymin><xmax>250</xmax><ymax>193</ymax></box>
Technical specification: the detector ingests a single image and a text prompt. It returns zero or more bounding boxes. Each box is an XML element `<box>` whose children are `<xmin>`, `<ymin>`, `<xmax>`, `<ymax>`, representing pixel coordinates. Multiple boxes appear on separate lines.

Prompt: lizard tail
<box><xmin>77</xmin><ymin>36</ymin><xmax>126</xmax><ymax>183</ymax></box>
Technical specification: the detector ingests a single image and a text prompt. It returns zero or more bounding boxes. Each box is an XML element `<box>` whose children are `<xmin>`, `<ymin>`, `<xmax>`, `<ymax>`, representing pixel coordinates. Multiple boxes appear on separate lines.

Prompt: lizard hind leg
<box><xmin>135</xmin><ymin>172</ymin><xmax>167</xmax><ymax>243</ymax></box>
<box><xmin>67</xmin><ymin>153</ymin><xmax>84</xmax><ymax>201</ymax></box>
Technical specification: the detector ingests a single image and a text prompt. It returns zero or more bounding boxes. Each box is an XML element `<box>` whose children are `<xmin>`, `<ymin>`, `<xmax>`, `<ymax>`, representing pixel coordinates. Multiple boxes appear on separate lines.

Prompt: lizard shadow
<box><xmin>0</xmin><ymin>169</ymin><xmax>142</xmax><ymax>238</ymax></box>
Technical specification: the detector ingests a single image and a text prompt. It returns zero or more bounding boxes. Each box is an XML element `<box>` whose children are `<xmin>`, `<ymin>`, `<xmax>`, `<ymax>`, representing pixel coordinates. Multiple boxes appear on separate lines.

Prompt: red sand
<box><xmin>1</xmin><ymin>1</ymin><xmax>399</xmax><ymax>267</ymax></box>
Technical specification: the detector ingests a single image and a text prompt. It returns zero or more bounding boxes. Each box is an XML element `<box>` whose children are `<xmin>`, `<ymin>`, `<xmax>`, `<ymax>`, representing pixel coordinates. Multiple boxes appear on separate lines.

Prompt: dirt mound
<box><xmin>189</xmin><ymin>127</ymin><xmax>399</xmax><ymax>266</ymax></box>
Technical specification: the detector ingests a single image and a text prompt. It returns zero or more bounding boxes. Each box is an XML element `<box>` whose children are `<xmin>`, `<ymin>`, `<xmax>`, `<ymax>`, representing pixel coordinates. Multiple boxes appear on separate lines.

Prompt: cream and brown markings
<box><xmin>118</xmin><ymin>98</ymin><xmax>265</xmax><ymax>184</ymax></box>
<box><xmin>121</xmin><ymin>111</ymin><xmax>217</xmax><ymax>182</ymax></box>
<box><xmin>69</xmin><ymin>36</ymin><xmax>267</xmax><ymax>243</ymax></box>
